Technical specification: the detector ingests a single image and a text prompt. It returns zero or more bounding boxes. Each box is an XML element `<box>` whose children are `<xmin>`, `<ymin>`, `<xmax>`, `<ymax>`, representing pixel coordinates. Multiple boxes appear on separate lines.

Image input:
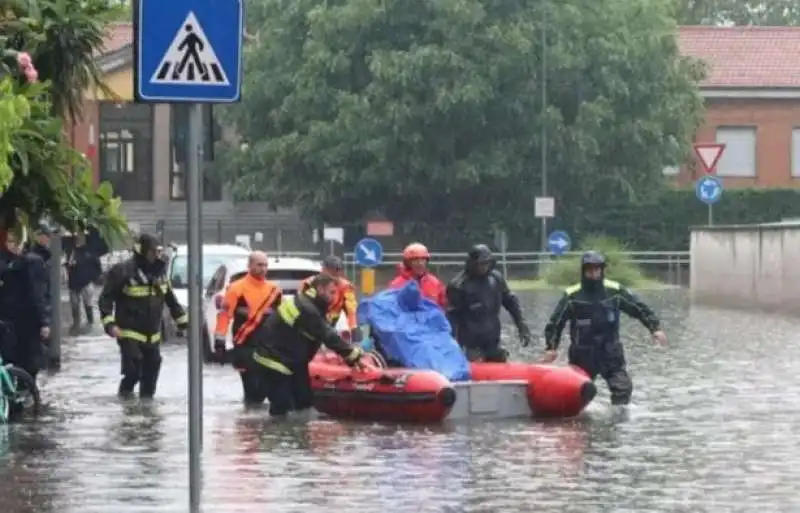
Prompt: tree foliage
<box><xmin>1</xmin><ymin>0</ymin><xmax>127</xmax><ymax>244</ymax></box>
<box><xmin>217</xmin><ymin>0</ymin><xmax>704</xmax><ymax>232</ymax></box>
<box><xmin>675</xmin><ymin>0</ymin><xmax>800</xmax><ymax>25</ymax></box>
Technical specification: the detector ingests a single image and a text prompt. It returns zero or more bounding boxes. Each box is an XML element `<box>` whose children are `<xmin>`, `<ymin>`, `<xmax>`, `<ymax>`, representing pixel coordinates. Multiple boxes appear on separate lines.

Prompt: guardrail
<box><xmin>343</xmin><ymin>250</ymin><xmax>690</xmax><ymax>285</ymax></box>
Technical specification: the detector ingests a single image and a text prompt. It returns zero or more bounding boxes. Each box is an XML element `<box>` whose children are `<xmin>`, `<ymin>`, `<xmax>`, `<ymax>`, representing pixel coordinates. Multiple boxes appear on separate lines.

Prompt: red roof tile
<box><xmin>678</xmin><ymin>26</ymin><xmax>800</xmax><ymax>88</ymax></box>
<box><xmin>97</xmin><ymin>22</ymin><xmax>132</xmax><ymax>56</ymax></box>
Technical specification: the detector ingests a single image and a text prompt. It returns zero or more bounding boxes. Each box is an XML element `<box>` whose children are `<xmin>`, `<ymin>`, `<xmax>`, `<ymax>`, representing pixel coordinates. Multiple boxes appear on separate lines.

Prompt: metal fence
<box><xmin>343</xmin><ymin>250</ymin><xmax>690</xmax><ymax>286</ymax></box>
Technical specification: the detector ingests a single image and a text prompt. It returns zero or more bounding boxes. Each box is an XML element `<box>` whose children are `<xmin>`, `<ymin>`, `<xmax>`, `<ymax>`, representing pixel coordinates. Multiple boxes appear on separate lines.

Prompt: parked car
<box><xmin>201</xmin><ymin>256</ymin><xmax>349</xmax><ymax>361</ymax></box>
<box><xmin>164</xmin><ymin>244</ymin><xmax>251</xmax><ymax>340</ymax></box>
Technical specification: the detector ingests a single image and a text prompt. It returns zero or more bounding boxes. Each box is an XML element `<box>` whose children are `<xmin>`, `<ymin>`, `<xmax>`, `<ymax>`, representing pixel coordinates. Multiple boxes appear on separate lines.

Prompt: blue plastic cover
<box><xmin>357</xmin><ymin>280</ymin><xmax>471</xmax><ymax>382</ymax></box>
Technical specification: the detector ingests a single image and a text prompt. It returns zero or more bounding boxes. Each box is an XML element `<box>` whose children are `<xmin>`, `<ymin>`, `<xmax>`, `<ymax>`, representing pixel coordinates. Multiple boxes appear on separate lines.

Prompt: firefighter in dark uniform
<box><xmin>446</xmin><ymin>244</ymin><xmax>533</xmax><ymax>362</ymax></box>
<box><xmin>542</xmin><ymin>251</ymin><xmax>667</xmax><ymax>406</ymax></box>
<box><xmin>98</xmin><ymin>234</ymin><xmax>188</xmax><ymax>399</ymax></box>
<box><xmin>247</xmin><ymin>273</ymin><xmax>367</xmax><ymax>416</ymax></box>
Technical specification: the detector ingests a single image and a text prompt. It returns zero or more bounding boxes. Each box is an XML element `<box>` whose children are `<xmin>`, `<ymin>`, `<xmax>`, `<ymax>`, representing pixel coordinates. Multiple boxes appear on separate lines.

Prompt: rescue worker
<box><xmin>247</xmin><ymin>273</ymin><xmax>367</xmax><ymax>416</ymax></box>
<box><xmin>0</xmin><ymin>230</ymin><xmax>51</xmax><ymax>382</ymax></box>
<box><xmin>99</xmin><ymin>233</ymin><xmax>188</xmax><ymax>399</ymax></box>
<box><xmin>299</xmin><ymin>255</ymin><xmax>358</xmax><ymax>331</ymax></box>
<box><xmin>213</xmin><ymin>251</ymin><xmax>282</xmax><ymax>404</ymax></box>
<box><xmin>542</xmin><ymin>251</ymin><xmax>667</xmax><ymax>406</ymax></box>
<box><xmin>446</xmin><ymin>244</ymin><xmax>533</xmax><ymax>362</ymax></box>
<box><xmin>388</xmin><ymin>242</ymin><xmax>446</xmax><ymax>308</ymax></box>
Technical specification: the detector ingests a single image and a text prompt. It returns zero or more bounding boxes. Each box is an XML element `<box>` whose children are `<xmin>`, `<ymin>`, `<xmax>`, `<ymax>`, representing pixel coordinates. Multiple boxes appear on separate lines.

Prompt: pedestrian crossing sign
<box><xmin>150</xmin><ymin>12</ymin><xmax>229</xmax><ymax>86</ymax></box>
<box><xmin>135</xmin><ymin>0</ymin><xmax>243</xmax><ymax>103</ymax></box>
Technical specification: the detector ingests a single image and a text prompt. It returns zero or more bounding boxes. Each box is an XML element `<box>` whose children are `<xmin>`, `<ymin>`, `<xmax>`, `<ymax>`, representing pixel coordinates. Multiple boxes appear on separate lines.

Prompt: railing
<box><xmin>343</xmin><ymin>250</ymin><xmax>690</xmax><ymax>285</ymax></box>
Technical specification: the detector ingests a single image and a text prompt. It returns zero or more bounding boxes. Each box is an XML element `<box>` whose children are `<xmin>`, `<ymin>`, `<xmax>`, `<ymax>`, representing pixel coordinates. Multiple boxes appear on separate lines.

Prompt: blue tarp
<box><xmin>357</xmin><ymin>281</ymin><xmax>471</xmax><ymax>382</ymax></box>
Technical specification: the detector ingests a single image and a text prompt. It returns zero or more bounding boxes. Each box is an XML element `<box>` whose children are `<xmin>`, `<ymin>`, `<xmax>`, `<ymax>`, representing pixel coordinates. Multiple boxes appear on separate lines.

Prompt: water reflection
<box><xmin>5</xmin><ymin>290</ymin><xmax>800</xmax><ymax>512</ymax></box>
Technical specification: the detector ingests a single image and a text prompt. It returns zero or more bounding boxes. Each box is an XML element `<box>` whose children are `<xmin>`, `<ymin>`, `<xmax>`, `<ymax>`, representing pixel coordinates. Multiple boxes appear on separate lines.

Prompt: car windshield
<box><xmin>170</xmin><ymin>254</ymin><xmax>245</xmax><ymax>288</ymax></box>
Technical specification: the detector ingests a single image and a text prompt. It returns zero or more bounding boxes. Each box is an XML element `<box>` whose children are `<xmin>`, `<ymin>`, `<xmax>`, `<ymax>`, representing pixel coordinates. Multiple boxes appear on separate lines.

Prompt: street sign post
<box><xmin>547</xmin><ymin>230</ymin><xmax>571</xmax><ymax>256</ymax></box>
<box><xmin>135</xmin><ymin>1</ymin><xmax>243</xmax><ymax>511</ymax></box>
<box><xmin>355</xmin><ymin>238</ymin><xmax>383</xmax><ymax>295</ymax></box>
<box><xmin>693</xmin><ymin>143</ymin><xmax>725</xmax><ymax>174</ymax></box>
<box><xmin>696</xmin><ymin>175</ymin><xmax>723</xmax><ymax>226</ymax></box>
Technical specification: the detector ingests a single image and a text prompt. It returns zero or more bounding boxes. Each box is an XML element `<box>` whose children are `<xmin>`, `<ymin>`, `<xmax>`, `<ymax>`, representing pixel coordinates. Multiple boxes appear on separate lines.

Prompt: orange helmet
<box><xmin>402</xmin><ymin>242</ymin><xmax>430</xmax><ymax>260</ymax></box>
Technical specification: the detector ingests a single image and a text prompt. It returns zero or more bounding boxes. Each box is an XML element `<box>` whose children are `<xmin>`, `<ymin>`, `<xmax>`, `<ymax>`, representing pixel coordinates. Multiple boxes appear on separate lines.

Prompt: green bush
<box><xmin>542</xmin><ymin>236</ymin><xmax>647</xmax><ymax>287</ymax></box>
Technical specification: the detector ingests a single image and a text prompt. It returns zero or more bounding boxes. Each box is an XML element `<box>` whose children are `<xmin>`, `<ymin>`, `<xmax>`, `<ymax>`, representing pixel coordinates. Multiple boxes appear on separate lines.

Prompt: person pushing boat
<box><xmin>446</xmin><ymin>244</ymin><xmax>533</xmax><ymax>362</ymax></box>
<box><xmin>542</xmin><ymin>251</ymin><xmax>667</xmax><ymax>407</ymax></box>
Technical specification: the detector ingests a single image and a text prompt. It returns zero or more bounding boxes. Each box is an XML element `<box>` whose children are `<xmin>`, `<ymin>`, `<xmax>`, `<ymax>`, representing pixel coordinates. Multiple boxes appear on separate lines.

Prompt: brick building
<box><xmin>677</xmin><ymin>26</ymin><xmax>800</xmax><ymax>187</ymax></box>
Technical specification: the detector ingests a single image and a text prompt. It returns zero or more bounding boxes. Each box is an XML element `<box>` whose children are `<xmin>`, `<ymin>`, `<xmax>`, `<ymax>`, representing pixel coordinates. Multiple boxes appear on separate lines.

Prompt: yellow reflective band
<box><xmin>160</xmin><ymin>284</ymin><xmax>169</xmax><ymax>293</ymax></box>
<box><xmin>122</xmin><ymin>285</ymin><xmax>151</xmax><ymax>297</ymax></box>
<box><xmin>603</xmin><ymin>279</ymin><xmax>621</xmax><ymax>290</ymax></box>
<box><xmin>174</xmin><ymin>314</ymin><xmax>188</xmax><ymax>324</ymax></box>
<box><xmin>102</xmin><ymin>315</ymin><xmax>115</xmax><ymax>325</ymax></box>
<box><xmin>252</xmin><ymin>352</ymin><xmax>292</xmax><ymax>375</ymax></box>
<box><xmin>118</xmin><ymin>329</ymin><xmax>162</xmax><ymax>343</ymax></box>
<box><xmin>565</xmin><ymin>283</ymin><xmax>581</xmax><ymax>295</ymax></box>
<box><xmin>277</xmin><ymin>298</ymin><xmax>300</xmax><ymax>326</ymax></box>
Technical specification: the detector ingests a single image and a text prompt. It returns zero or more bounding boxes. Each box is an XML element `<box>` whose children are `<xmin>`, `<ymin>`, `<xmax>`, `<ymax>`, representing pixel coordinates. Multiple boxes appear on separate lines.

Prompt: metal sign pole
<box><xmin>186</xmin><ymin>103</ymin><xmax>204</xmax><ymax>513</ymax></box>
<box><xmin>708</xmin><ymin>204</ymin><xmax>713</xmax><ymax>226</ymax></box>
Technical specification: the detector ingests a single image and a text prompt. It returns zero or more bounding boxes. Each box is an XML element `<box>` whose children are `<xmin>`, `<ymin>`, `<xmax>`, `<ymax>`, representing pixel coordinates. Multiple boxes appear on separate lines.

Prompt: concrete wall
<box><xmin>690</xmin><ymin>223</ymin><xmax>800</xmax><ymax>314</ymax></box>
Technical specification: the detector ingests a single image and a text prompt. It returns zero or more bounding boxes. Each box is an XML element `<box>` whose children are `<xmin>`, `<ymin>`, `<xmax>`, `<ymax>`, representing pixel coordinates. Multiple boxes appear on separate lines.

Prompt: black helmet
<box><xmin>581</xmin><ymin>251</ymin><xmax>606</xmax><ymax>267</ymax></box>
<box><xmin>321</xmin><ymin>255</ymin><xmax>344</xmax><ymax>272</ymax></box>
<box><xmin>467</xmin><ymin>244</ymin><xmax>493</xmax><ymax>264</ymax></box>
<box><xmin>134</xmin><ymin>233</ymin><xmax>160</xmax><ymax>255</ymax></box>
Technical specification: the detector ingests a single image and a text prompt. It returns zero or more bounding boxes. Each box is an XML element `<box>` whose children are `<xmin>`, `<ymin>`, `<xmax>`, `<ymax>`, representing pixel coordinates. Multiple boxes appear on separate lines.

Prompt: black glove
<box><xmin>213</xmin><ymin>336</ymin><xmax>227</xmax><ymax>364</ymax></box>
<box><xmin>518</xmin><ymin>324</ymin><xmax>533</xmax><ymax>347</ymax></box>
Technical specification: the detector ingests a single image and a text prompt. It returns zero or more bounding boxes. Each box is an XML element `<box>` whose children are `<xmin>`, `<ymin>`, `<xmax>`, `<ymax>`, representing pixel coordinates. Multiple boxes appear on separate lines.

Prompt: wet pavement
<box><xmin>2</xmin><ymin>289</ymin><xmax>800</xmax><ymax>513</ymax></box>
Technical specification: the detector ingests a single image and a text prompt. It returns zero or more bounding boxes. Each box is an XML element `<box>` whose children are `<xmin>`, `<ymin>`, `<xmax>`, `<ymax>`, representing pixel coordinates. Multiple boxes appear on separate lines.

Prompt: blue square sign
<box><xmin>135</xmin><ymin>0</ymin><xmax>243</xmax><ymax>103</ymax></box>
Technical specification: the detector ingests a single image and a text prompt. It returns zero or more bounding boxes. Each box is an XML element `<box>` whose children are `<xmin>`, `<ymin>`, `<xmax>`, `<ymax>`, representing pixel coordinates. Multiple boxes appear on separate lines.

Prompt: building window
<box><xmin>170</xmin><ymin>104</ymin><xmax>222</xmax><ymax>201</ymax></box>
<box><xmin>793</xmin><ymin>129</ymin><xmax>800</xmax><ymax>178</ymax></box>
<box><xmin>715</xmin><ymin>126</ymin><xmax>756</xmax><ymax>177</ymax></box>
<box><xmin>99</xmin><ymin>102</ymin><xmax>154</xmax><ymax>200</ymax></box>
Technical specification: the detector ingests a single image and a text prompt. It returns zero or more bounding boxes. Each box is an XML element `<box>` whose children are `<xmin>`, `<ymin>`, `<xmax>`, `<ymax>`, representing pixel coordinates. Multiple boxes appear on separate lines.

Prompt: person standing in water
<box><xmin>542</xmin><ymin>251</ymin><xmax>667</xmax><ymax>407</ymax></box>
<box><xmin>446</xmin><ymin>244</ymin><xmax>533</xmax><ymax>362</ymax></box>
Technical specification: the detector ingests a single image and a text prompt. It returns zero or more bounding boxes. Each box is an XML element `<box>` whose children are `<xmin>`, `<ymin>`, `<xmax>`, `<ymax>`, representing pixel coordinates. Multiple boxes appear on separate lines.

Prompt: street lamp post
<box><xmin>539</xmin><ymin>3</ymin><xmax>548</xmax><ymax>254</ymax></box>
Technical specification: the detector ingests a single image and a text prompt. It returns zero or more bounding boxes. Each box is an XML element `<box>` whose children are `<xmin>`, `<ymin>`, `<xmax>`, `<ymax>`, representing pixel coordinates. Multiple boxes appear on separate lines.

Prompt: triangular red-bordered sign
<box><xmin>693</xmin><ymin>143</ymin><xmax>726</xmax><ymax>173</ymax></box>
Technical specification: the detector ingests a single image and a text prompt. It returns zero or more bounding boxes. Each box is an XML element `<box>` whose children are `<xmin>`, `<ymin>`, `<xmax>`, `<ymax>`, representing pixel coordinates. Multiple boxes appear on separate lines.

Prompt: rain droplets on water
<box><xmin>3</xmin><ymin>290</ymin><xmax>800</xmax><ymax>513</ymax></box>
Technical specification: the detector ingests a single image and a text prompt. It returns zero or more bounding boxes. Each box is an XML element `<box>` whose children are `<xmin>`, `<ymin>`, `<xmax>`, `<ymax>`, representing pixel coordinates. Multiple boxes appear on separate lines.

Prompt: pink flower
<box><xmin>24</xmin><ymin>67</ymin><xmax>38</xmax><ymax>83</ymax></box>
<box><xmin>16</xmin><ymin>52</ymin><xmax>32</xmax><ymax>69</ymax></box>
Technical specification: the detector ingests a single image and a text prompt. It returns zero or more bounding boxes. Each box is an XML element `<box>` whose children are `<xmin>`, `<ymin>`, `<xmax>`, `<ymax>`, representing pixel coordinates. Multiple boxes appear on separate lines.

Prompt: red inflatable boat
<box><xmin>309</xmin><ymin>351</ymin><xmax>596</xmax><ymax>423</ymax></box>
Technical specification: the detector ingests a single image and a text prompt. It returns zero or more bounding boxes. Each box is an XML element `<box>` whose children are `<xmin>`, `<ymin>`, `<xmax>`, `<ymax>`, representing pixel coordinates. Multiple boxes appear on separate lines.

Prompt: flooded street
<box><xmin>2</xmin><ymin>289</ymin><xmax>800</xmax><ymax>513</ymax></box>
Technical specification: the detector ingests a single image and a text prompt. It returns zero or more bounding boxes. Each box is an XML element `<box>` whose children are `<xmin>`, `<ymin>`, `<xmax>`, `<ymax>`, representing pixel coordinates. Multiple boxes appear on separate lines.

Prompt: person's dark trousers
<box><xmin>118</xmin><ymin>338</ymin><xmax>163</xmax><ymax>399</ymax></box>
<box><xmin>259</xmin><ymin>366</ymin><xmax>314</xmax><ymax>416</ymax></box>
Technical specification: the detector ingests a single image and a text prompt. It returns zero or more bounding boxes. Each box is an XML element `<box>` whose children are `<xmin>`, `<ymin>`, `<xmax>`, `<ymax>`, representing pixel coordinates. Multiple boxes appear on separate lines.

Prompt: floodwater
<box><xmin>2</xmin><ymin>289</ymin><xmax>800</xmax><ymax>513</ymax></box>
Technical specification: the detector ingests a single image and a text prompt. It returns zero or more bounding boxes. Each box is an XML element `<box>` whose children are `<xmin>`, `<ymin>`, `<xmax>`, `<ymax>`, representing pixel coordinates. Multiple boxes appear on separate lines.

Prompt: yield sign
<box><xmin>693</xmin><ymin>143</ymin><xmax>726</xmax><ymax>173</ymax></box>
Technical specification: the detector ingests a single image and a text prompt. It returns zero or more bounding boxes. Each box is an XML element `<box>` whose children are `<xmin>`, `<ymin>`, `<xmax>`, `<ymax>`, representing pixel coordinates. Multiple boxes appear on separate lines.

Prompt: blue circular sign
<box><xmin>696</xmin><ymin>176</ymin><xmax>723</xmax><ymax>205</ymax></box>
<box><xmin>547</xmin><ymin>230</ymin><xmax>571</xmax><ymax>256</ymax></box>
<box><xmin>354</xmin><ymin>238</ymin><xmax>383</xmax><ymax>267</ymax></box>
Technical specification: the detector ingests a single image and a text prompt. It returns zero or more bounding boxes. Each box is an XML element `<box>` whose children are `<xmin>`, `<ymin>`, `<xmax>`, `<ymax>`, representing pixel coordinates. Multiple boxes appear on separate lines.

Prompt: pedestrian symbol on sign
<box><xmin>150</xmin><ymin>12</ymin><xmax>230</xmax><ymax>86</ymax></box>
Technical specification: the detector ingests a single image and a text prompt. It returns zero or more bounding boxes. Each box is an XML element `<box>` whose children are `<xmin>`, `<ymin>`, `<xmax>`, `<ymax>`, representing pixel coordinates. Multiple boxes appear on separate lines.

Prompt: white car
<box><xmin>202</xmin><ymin>256</ymin><xmax>350</xmax><ymax>360</ymax></box>
<box><xmin>165</xmin><ymin>244</ymin><xmax>252</xmax><ymax>340</ymax></box>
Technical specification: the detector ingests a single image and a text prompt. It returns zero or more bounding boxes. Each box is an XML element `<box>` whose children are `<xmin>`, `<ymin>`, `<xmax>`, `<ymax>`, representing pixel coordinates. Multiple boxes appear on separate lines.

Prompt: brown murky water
<box><xmin>2</xmin><ymin>290</ymin><xmax>800</xmax><ymax>513</ymax></box>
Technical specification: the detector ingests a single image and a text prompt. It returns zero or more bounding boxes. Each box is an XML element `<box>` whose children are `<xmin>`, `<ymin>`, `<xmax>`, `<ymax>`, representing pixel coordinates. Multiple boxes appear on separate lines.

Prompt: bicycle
<box><xmin>0</xmin><ymin>354</ymin><xmax>40</xmax><ymax>423</ymax></box>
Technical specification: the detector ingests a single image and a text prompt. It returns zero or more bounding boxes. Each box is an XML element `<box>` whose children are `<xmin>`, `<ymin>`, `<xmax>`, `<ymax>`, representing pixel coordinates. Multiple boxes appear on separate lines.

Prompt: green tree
<box><xmin>674</xmin><ymin>0</ymin><xmax>800</xmax><ymax>25</ymax></box>
<box><xmin>1</xmin><ymin>0</ymin><xmax>127</xmax><ymax>244</ymax></box>
<box><xmin>217</xmin><ymin>0</ymin><xmax>704</xmax><ymax>236</ymax></box>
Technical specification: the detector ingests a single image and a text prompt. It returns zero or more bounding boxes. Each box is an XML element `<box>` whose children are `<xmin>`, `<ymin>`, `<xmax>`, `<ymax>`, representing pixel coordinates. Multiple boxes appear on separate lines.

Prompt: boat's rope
<box><xmin>364</xmin><ymin>351</ymin><xmax>387</xmax><ymax>369</ymax></box>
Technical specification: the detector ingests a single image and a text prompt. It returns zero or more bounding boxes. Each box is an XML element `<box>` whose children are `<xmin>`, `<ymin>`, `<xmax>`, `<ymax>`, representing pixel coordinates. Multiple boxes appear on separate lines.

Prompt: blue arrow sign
<box><xmin>135</xmin><ymin>0</ymin><xmax>243</xmax><ymax>103</ymax></box>
<box><xmin>354</xmin><ymin>238</ymin><xmax>383</xmax><ymax>267</ymax></box>
<box><xmin>696</xmin><ymin>176</ymin><xmax>723</xmax><ymax>205</ymax></box>
<box><xmin>547</xmin><ymin>230</ymin><xmax>571</xmax><ymax>256</ymax></box>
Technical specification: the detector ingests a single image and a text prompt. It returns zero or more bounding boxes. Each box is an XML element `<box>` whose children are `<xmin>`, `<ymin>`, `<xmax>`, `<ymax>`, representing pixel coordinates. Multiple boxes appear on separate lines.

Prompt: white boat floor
<box><xmin>448</xmin><ymin>379</ymin><xmax>531</xmax><ymax>421</ymax></box>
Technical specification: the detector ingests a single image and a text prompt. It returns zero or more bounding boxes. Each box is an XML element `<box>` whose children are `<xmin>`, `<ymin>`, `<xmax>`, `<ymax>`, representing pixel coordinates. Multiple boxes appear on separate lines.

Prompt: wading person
<box><xmin>66</xmin><ymin>231</ymin><xmax>102</xmax><ymax>335</ymax></box>
<box><xmin>99</xmin><ymin>234</ymin><xmax>188</xmax><ymax>399</ymax></box>
<box><xmin>247</xmin><ymin>274</ymin><xmax>368</xmax><ymax>416</ymax></box>
<box><xmin>542</xmin><ymin>251</ymin><xmax>667</xmax><ymax>407</ymax></box>
<box><xmin>446</xmin><ymin>244</ymin><xmax>533</xmax><ymax>362</ymax></box>
<box><xmin>213</xmin><ymin>251</ymin><xmax>282</xmax><ymax>404</ymax></box>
